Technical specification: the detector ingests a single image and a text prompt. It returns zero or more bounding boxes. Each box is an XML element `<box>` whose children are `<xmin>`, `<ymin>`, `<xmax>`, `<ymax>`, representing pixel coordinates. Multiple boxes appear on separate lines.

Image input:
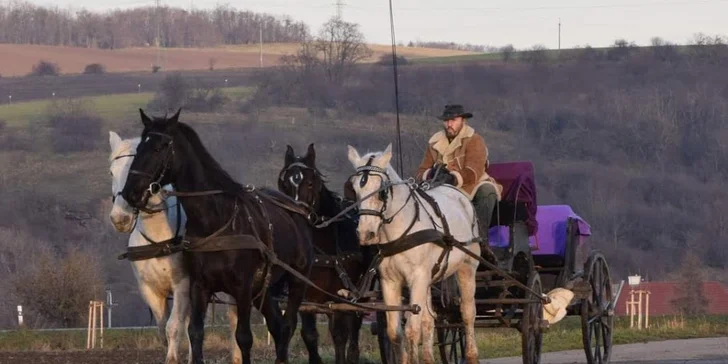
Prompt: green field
<box><xmin>0</xmin><ymin>315</ymin><xmax>726</xmax><ymax>362</ymax></box>
<box><xmin>0</xmin><ymin>87</ymin><xmax>253</xmax><ymax>127</ymax></box>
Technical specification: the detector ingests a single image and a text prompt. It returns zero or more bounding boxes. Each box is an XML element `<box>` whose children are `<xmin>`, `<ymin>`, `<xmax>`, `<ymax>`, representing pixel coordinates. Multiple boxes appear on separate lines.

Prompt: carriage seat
<box><xmin>488</xmin><ymin>205</ymin><xmax>590</xmax><ymax>266</ymax></box>
<box><xmin>485</xmin><ymin>161</ymin><xmax>538</xmax><ymax>235</ymax></box>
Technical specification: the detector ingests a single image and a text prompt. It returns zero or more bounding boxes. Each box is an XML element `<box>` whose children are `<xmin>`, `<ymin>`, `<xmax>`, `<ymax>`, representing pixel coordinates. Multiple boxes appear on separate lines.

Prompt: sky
<box><xmin>25</xmin><ymin>0</ymin><xmax>728</xmax><ymax>50</ymax></box>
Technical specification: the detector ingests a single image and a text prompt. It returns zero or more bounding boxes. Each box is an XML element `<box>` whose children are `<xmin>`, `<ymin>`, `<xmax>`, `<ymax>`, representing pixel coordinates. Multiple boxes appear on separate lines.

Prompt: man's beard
<box><xmin>445</xmin><ymin>126</ymin><xmax>460</xmax><ymax>138</ymax></box>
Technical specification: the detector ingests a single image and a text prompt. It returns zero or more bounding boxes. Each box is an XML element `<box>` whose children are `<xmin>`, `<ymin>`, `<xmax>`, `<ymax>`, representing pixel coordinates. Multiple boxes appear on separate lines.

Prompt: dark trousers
<box><xmin>471</xmin><ymin>183</ymin><xmax>498</xmax><ymax>236</ymax></box>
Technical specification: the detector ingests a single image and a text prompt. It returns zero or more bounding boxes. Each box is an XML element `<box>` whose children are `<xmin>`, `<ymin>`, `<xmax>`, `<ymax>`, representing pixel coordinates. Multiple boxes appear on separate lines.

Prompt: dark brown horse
<box><xmin>278</xmin><ymin>143</ymin><xmax>375</xmax><ymax>364</ymax></box>
<box><xmin>122</xmin><ymin>109</ymin><xmax>315</xmax><ymax>364</ymax></box>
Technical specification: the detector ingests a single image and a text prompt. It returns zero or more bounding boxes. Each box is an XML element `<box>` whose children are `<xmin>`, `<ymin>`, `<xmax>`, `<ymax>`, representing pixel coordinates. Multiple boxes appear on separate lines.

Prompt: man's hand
<box><xmin>430</xmin><ymin>163</ymin><xmax>456</xmax><ymax>185</ymax></box>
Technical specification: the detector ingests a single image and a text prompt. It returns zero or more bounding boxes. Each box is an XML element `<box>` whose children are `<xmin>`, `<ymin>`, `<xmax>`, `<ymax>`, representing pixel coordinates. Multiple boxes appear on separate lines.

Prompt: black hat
<box><xmin>437</xmin><ymin>104</ymin><xmax>473</xmax><ymax>121</ymax></box>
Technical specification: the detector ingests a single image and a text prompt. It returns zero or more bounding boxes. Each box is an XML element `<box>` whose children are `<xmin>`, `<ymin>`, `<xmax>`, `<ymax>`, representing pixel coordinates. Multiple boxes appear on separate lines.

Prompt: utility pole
<box><xmin>259</xmin><ymin>24</ymin><xmax>263</xmax><ymax>68</ymax></box>
<box><xmin>558</xmin><ymin>17</ymin><xmax>561</xmax><ymax>50</ymax></box>
<box><xmin>155</xmin><ymin>0</ymin><xmax>162</xmax><ymax>69</ymax></box>
<box><xmin>335</xmin><ymin>0</ymin><xmax>345</xmax><ymax>20</ymax></box>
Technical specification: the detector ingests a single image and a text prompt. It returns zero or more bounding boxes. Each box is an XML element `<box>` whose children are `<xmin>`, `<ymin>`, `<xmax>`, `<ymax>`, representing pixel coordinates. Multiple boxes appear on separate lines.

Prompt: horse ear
<box><xmin>303</xmin><ymin>143</ymin><xmax>316</xmax><ymax>166</ymax></box>
<box><xmin>139</xmin><ymin>108</ymin><xmax>152</xmax><ymax>127</ymax></box>
<box><xmin>168</xmin><ymin>107</ymin><xmax>182</xmax><ymax>125</ymax></box>
<box><xmin>285</xmin><ymin>145</ymin><xmax>295</xmax><ymax>166</ymax></box>
<box><xmin>109</xmin><ymin>131</ymin><xmax>122</xmax><ymax>150</ymax></box>
<box><xmin>377</xmin><ymin>143</ymin><xmax>393</xmax><ymax>167</ymax></box>
<box><xmin>347</xmin><ymin>145</ymin><xmax>361</xmax><ymax>167</ymax></box>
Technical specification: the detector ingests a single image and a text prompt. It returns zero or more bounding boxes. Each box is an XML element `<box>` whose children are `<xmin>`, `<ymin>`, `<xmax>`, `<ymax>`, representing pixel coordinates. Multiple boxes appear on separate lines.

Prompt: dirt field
<box><xmin>0</xmin><ymin>43</ymin><xmax>475</xmax><ymax>77</ymax></box>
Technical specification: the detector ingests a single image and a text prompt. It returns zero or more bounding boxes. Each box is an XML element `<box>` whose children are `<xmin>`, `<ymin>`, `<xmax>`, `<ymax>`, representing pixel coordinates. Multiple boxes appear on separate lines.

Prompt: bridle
<box><xmin>278</xmin><ymin>162</ymin><xmax>319</xmax><ymax>209</ymax></box>
<box><xmin>349</xmin><ymin>156</ymin><xmax>413</xmax><ymax>227</ymax></box>
<box><xmin>110</xmin><ymin>152</ymin><xmax>136</xmax><ymax>204</ymax></box>
<box><xmin>127</xmin><ymin>131</ymin><xmax>176</xmax><ymax>214</ymax></box>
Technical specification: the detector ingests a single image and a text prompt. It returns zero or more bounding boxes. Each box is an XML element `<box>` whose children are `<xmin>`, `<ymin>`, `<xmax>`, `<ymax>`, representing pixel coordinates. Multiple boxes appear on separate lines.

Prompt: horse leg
<box><xmin>166</xmin><ymin>277</ymin><xmax>190</xmax><ymax>364</ymax></box>
<box><xmin>188</xmin><ymin>280</ymin><xmax>210</xmax><ymax>364</ymax></box>
<box><xmin>278</xmin><ymin>275</ymin><xmax>307</xmax><ymax>364</ymax></box>
<box><xmin>300</xmin><ymin>312</ymin><xmax>323</xmax><ymax>364</ymax></box>
<box><xmin>345</xmin><ymin>313</ymin><xmax>363</xmax><ymax>364</ymax></box>
<box><xmin>139</xmin><ymin>282</ymin><xmax>170</xmax><ymax>346</ymax></box>
<box><xmin>329</xmin><ymin>312</ymin><xmax>348</xmax><ymax>364</ymax></box>
<box><xmin>456</xmin><ymin>257</ymin><xmax>479</xmax><ymax>364</ymax></box>
<box><xmin>254</xmin><ymin>289</ymin><xmax>288</xmax><ymax>363</ymax></box>
<box><xmin>226</xmin><ymin>303</ymin><xmax>242</xmax><ymax>364</ymax></box>
<box><xmin>404</xmin><ymin>275</ymin><xmax>432</xmax><ymax>364</ymax></box>
<box><xmin>233</xmin><ymin>285</ymin><xmax>255</xmax><ymax>364</ymax></box>
<box><xmin>381</xmin><ymin>278</ymin><xmax>405</xmax><ymax>363</ymax></box>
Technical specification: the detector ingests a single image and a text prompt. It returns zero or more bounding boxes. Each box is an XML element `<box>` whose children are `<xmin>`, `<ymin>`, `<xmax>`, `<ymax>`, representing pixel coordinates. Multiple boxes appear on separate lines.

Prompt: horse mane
<box><xmin>173</xmin><ymin>121</ymin><xmax>245</xmax><ymax>194</ymax></box>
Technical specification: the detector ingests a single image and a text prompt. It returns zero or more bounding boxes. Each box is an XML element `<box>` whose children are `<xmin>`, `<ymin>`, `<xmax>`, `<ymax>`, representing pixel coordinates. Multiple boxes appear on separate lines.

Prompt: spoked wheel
<box><xmin>436</xmin><ymin>323</ymin><xmax>466</xmax><ymax>364</ymax></box>
<box><xmin>520</xmin><ymin>272</ymin><xmax>543</xmax><ymax>364</ymax></box>
<box><xmin>581</xmin><ymin>251</ymin><xmax>614</xmax><ymax>364</ymax></box>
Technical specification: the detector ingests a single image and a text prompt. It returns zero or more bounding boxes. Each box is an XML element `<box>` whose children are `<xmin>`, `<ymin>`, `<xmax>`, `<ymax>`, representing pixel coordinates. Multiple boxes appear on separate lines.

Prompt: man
<box><xmin>416</xmin><ymin>104</ymin><xmax>503</xmax><ymax>237</ymax></box>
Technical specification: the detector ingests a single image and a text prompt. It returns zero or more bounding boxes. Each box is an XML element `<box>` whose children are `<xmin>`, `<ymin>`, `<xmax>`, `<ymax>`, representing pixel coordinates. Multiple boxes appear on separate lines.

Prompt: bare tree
<box><xmin>314</xmin><ymin>17</ymin><xmax>372</xmax><ymax>84</ymax></box>
<box><xmin>671</xmin><ymin>252</ymin><xmax>709</xmax><ymax>316</ymax></box>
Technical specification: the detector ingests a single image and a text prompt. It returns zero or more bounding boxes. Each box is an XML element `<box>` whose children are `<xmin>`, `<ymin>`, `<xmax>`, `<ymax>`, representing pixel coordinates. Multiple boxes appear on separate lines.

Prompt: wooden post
<box><xmin>99</xmin><ymin>302</ymin><xmax>104</xmax><ymax>349</ymax></box>
<box><xmin>87</xmin><ymin>302</ymin><xmax>93</xmax><ymax>349</ymax></box>
<box><xmin>637</xmin><ymin>291</ymin><xmax>643</xmax><ymax>330</ymax></box>
<box><xmin>629</xmin><ymin>290</ymin><xmax>635</xmax><ymax>328</ymax></box>
<box><xmin>87</xmin><ymin>300</ymin><xmax>105</xmax><ymax>349</ymax></box>
<box><xmin>645</xmin><ymin>290</ymin><xmax>650</xmax><ymax>329</ymax></box>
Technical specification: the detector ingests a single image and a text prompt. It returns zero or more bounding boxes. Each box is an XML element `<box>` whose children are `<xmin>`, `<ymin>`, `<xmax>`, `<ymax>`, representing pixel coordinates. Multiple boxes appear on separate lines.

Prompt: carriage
<box><xmin>369</xmin><ymin>161</ymin><xmax>616</xmax><ymax>364</ymax></box>
<box><xmin>111</xmin><ymin>114</ymin><xmax>615</xmax><ymax>364</ymax></box>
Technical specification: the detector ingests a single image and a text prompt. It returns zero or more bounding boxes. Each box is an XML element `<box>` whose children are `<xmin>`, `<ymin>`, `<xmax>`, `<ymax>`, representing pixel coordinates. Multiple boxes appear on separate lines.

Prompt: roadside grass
<box><xmin>1</xmin><ymin>315</ymin><xmax>725</xmax><ymax>363</ymax></box>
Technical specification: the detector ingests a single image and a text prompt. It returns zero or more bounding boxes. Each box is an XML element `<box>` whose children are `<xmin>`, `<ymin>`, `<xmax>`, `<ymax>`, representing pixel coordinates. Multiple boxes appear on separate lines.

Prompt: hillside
<box><xmin>1</xmin><ymin>42</ymin><xmax>727</xmax><ymax>329</ymax></box>
<box><xmin>0</xmin><ymin>43</ymin><xmax>476</xmax><ymax>77</ymax></box>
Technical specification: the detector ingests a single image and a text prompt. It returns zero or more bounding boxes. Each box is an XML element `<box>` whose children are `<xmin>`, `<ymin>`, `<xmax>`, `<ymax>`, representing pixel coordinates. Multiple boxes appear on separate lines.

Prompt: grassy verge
<box><xmin>1</xmin><ymin>315</ymin><xmax>725</xmax><ymax>362</ymax></box>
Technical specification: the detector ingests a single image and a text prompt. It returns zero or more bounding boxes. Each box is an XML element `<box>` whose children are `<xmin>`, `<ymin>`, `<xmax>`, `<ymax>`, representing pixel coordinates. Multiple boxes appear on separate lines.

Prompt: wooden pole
<box><xmin>645</xmin><ymin>291</ymin><xmax>650</xmax><ymax>329</ymax></box>
<box><xmin>637</xmin><ymin>291</ymin><xmax>643</xmax><ymax>330</ymax></box>
<box><xmin>99</xmin><ymin>302</ymin><xmax>104</xmax><ymax>349</ymax></box>
<box><xmin>92</xmin><ymin>301</ymin><xmax>97</xmax><ymax>348</ymax></box>
<box><xmin>629</xmin><ymin>291</ymin><xmax>635</xmax><ymax>328</ymax></box>
<box><xmin>87</xmin><ymin>301</ymin><xmax>93</xmax><ymax>349</ymax></box>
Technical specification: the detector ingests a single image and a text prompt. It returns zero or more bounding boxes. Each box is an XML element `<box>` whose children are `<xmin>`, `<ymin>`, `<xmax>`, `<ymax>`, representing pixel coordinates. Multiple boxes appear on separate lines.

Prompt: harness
<box><xmin>121</xmin><ymin>130</ymin><xmax>403</xmax><ymax>313</ymax></box>
<box><xmin>279</xmin><ymin>159</ymin><xmax>366</xmax><ymax>301</ymax></box>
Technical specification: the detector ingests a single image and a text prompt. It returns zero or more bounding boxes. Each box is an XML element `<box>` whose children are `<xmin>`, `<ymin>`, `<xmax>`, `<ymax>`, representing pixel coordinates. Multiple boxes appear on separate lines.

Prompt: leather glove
<box><xmin>430</xmin><ymin>163</ymin><xmax>456</xmax><ymax>185</ymax></box>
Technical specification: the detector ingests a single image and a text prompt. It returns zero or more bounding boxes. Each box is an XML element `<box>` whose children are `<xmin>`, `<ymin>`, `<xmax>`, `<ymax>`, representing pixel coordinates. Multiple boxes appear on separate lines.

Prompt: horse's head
<box><xmin>346</xmin><ymin>143</ymin><xmax>397</xmax><ymax>245</ymax></box>
<box><xmin>108</xmin><ymin>131</ymin><xmax>140</xmax><ymax>232</ymax></box>
<box><xmin>278</xmin><ymin>143</ymin><xmax>324</xmax><ymax>210</ymax></box>
<box><xmin>121</xmin><ymin>108</ymin><xmax>181</xmax><ymax>211</ymax></box>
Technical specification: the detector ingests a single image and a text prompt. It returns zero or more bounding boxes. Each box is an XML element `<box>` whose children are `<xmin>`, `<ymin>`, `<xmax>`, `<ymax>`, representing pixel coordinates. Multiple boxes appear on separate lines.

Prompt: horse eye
<box><xmin>292</xmin><ymin>173</ymin><xmax>303</xmax><ymax>183</ymax></box>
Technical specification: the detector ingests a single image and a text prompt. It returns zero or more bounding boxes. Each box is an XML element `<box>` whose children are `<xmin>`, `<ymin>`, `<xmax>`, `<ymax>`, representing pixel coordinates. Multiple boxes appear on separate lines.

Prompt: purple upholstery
<box><xmin>487</xmin><ymin>161</ymin><xmax>538</xmax><ymax>236</ymax></box>
<box><xmin>488</xmin><ymin>205</ymin><xmax>591</xmax><ymax>257</ymax></box>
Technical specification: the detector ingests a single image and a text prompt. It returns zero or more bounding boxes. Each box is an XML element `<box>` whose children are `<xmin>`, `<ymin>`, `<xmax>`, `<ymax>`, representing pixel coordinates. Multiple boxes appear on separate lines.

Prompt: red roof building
<box><xmin>614</xmin><ymin>281</ymin><xmax>728</xmax><ymax>316</ymax></box>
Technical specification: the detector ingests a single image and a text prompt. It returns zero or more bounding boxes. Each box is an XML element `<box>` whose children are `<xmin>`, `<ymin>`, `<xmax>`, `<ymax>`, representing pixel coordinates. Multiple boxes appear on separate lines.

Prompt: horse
<box><xmin>108</xmin><ymin>131</ymin><xmax>242</xmax><ymax>364</ymax></box>
<box><xmin>346</xmin><ymin>143</ymin><xmax>482</xmax><ymax>364</ymax></box>
<box><xmin>278</xmin><ymin>143</ymin><xmax>374</xmax><ymax>364</ymax></box>
<box><xmin>120</xmin><ymin>109</ymin><xmax>315</xmax><ymax>364</ymax></box>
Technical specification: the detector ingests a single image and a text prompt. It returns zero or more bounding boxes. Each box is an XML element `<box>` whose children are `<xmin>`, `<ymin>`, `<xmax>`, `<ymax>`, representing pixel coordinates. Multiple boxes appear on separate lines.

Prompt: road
<box><xmin>481</xmin><ymin>337</ymin><xmax>728</xmax><ymax>364</ymax></box>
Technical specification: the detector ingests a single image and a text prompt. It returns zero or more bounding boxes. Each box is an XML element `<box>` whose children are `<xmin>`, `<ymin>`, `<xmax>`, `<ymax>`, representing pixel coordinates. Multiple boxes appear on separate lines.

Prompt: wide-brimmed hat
<box><xmin>437</xmin><ymin>104</ymin><xmax>473</xmax><ymax>121</ymax></box>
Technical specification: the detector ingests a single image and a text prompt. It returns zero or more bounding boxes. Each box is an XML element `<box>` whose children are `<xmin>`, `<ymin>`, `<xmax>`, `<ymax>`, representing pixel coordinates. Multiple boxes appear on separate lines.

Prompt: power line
<box><xmin>346</xmin><ymin>0</ymin><xmax>728</xmax><ymax>12</ymax></box>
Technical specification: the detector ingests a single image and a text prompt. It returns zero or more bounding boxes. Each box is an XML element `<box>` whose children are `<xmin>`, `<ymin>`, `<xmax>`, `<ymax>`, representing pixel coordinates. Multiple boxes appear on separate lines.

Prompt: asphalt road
<box><xmin>481</xmin><ymin>337</ymin><xmax>728</xmax><ymax>364</ymax></box>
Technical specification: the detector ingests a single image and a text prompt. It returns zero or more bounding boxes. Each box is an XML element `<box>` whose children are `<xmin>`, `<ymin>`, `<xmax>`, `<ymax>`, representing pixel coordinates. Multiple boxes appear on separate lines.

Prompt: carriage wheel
<box><xmin>436</xmin><ymin>324</ymin><xmax>465</xmax><ymax>364</ymax></box>
<box><xmin>375</xmin><ymin>311</ymin><xmax>400</xmax><ymax>364</ymax></box>
<box><xmin>581</xmin><ymin>252</ymin><xmax>614</xmax><ymax>364</ymax></box>
<box><xmin>521</xmin><ymin>272</ymin><xmax>543</xmax><ymax>364</ymax></box>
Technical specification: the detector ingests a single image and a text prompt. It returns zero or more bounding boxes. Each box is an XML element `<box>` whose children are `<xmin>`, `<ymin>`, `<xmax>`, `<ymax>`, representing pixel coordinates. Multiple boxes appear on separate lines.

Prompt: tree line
<box><xmin>0</xmin><ymin>2</ymin><xmax>309</xmax><ymax>49</ymax></box>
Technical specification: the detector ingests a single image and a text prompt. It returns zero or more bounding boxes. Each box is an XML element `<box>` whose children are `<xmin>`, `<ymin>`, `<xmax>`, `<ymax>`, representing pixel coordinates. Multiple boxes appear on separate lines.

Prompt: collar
<box><xmin>429</xmin><ymin>124</ymin><xmax>475</xmax><ymax>158</ymax></box>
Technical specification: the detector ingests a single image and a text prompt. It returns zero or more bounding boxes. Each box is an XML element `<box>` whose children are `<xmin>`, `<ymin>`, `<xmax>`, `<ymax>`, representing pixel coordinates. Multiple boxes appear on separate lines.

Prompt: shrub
<box><xmin>83</xmin><ymin>63</ymin><xmax>105</xmax><ymax>74</ymax></box>
<box><xmin>29</xmin><ymin>60</ymin><xmax>60</xmax><ymax>76</ymax></box>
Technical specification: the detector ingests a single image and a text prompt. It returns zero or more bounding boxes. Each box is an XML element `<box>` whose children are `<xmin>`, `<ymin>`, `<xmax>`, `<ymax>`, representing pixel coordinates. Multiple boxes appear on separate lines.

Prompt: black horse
<box><xmin>122</xmin><ymin>109</ymin><xmax>315</xmax><ymax>364</ymax></box>
<box><xmin>278</xmin><ymin>144</ymin><xmax>375</xmax><ymax>364</ymax></box>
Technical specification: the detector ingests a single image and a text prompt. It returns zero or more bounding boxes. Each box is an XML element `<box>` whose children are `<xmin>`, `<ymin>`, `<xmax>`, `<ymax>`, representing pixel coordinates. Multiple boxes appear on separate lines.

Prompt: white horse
<box><xmin>346</xmin><ymin>143</ymin><xmax>481</xmax><ymax>364</ymax></box>
<box><xmin>108</xmin><ymin>131</ymin><xmax>241</xmax><ymax>364</ymax></box>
